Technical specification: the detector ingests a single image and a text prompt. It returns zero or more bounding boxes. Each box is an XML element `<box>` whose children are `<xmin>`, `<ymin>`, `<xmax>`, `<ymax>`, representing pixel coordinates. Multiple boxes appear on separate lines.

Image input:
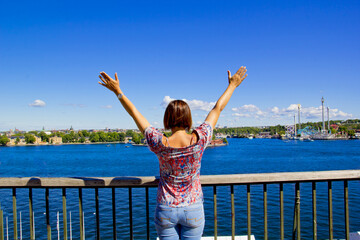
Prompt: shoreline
<box><xmin>3</xmin><ymin>141</ymin><xmax>128</xmax><ymax>147</ymax></box>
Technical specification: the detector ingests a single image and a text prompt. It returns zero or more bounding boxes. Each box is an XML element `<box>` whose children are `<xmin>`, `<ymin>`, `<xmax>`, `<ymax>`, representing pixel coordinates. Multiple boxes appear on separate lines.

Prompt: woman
<box><xmin>99</xmin><ymin>66</ymin><xmax>247</xmax><ymax>240</ymax></box>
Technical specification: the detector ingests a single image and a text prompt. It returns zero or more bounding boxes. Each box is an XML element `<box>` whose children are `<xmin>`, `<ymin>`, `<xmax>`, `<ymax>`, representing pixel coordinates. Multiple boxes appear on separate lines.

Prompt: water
<box><xmin>0</xmin><ymin>138</ymin><xmax>359</xmax><ymax>239</ymax></box>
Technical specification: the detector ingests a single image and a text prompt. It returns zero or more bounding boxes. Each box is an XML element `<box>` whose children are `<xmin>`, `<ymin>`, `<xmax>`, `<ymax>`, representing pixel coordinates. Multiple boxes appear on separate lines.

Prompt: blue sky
<box><xmin>1</xmin><ymin>0</ymin><xmax>359</xmax><ymax>131</ymax></box>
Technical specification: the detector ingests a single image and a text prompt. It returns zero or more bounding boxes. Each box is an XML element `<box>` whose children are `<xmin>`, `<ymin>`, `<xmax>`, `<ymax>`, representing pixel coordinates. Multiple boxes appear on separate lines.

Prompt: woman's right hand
<box><xmin>98</xmin><ymin>72</ymin><xmax>122</xmax><ymax>95</ymax></box>
<box><xmin>228</xmin><ymin>66</ymin><xmax>248</xmax><ymax>88</ymax></box>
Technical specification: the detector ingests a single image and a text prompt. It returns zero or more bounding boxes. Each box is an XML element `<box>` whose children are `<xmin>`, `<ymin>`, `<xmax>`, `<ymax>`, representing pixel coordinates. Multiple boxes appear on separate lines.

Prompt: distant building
<box><xmin>7</xmin><ymin>136</ymin><xmax>26</xmax><ymax>146</ymax></box>
<box><xmin>257</xmin><ymin>132</ymin><xmax>271</xmax><ymax>138</ymax></box>
<box><xmin>34</xmin><ymin>136</ymin><xmax>42</xmax><ymax>144</ymax></box>
<box><xmin>49</xmin><ymin>136</ymin><xmax>62</xmax><ymax>144</ymax></box>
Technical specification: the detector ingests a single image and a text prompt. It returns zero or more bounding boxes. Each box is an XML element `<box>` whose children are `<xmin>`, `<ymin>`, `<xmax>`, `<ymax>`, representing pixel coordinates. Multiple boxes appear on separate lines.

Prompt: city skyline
<box><xmin>1</xmin><ymin>1</ymin><xmax>359</xmax><ymax>131</ymax></box>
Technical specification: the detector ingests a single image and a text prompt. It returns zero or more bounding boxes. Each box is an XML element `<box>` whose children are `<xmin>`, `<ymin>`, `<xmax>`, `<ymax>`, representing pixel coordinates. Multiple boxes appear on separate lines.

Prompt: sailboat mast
<box><xmin>327</xmin><ymin>107</ymin><xmax>330</xmax><ymax>131</ymax></box>
<box><xmin>298</xmin><ymin>104</ymin><xmax>301</xmax><ymax>129</ymax></box>
<box><xmin>321</xmin><ymin>97</ymin><xmax>325</xmax><ymax>132</ymax></box>
<box><xmin>294</xmin><ymin>114</ymin><xmax>297</xmax><ymax>136</ymax></box>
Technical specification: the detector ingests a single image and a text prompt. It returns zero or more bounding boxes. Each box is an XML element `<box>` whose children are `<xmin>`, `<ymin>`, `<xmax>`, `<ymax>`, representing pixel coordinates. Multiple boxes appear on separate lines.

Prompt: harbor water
<box><xmin>0</xmin><ymin>138</ymin><xmax>359</xmax><ymax>239</ymax></box>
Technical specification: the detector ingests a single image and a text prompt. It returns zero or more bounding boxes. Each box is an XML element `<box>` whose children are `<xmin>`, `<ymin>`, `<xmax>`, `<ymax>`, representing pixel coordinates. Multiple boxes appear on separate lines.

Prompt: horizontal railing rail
<box><xmin>0</xmin><ymin>170</ymin><xmax>359</xmax><ymax>240</ymax></box>
<box><xmin>0</xmin><ymin>170</ymin><xmax>359</xmax><ymax>187</ymax></box>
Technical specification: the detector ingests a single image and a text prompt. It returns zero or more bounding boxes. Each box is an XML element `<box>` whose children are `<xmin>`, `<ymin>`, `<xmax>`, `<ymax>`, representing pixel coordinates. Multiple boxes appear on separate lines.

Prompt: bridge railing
<box><xmin>0</xmin><ymin>170</ymin><xmax>359</xmax><ymax>240</ymax></box>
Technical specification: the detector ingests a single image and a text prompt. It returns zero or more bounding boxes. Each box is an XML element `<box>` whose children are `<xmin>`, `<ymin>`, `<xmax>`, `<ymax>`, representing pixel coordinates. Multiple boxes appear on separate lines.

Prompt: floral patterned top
<box><xmin>145</xmin><ymin>122</ymin><xmax>213</xmax><ymax>207</ymax></box>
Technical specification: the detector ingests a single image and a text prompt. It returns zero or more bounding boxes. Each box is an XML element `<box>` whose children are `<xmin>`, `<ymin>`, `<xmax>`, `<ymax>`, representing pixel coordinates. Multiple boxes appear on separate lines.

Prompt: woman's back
<box><xmin>145</xmin><ymin>122</ymin><xmax>212</xmax><ymax>207</ymax></box>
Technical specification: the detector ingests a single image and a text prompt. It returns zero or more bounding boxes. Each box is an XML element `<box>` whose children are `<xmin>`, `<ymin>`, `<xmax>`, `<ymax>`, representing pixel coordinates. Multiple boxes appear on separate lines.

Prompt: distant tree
<box><xmin>348</xmin><ymin>130</ymin><xmax>355</xmax><ymax>137</ymax></box>
<box><xmin>126</xmin><ymin>130</ymin><xmax>134</xmax><ymax>137</ymax></box>
<box><xmin>79</xmin><ymin>137</ymin><xmax>86</xmax><ymax>143</ymax></box>
<box><xmin>0</xmin><ymin>135</ymin><xmax>10</xmax><ymax>146</ymax></box>
<box><xmin>132</xmin><ymin>133</ymin><xmax>142</xmax><ymax>144</ymax></box>
<box><xmin>89</xmin><ymin>133</ymin><xmax>100</xmax><ymax>142</ymax></box>
<box><xmin>39</xmin><ymin>131</ymin><xmax>49</xmax><ymax>142</ymax></box>
<box><xmin>81</xmin><ymin>130</ymin><xmax>90</xmax><ymax>137</ymax></box>
<box><xmin>223</xmin><ymin>138</ymin><xmax>228</xmax><ymax>144</ymax></box>
<box><xmin>98</xmin><ymin>132</ymin><xmax>108</xmax><ymax>142</ymax></box>
<box><xmin>15</xmin><ymin>137</ymin><xmax>20</xmax><ymax>144</ymax></box>
<box><xmin>118</xmin><ymin>132</ymin><xmax>125</xmax><ymax>142</ymax></box>
<box><xmin>330</xmin><ymin>128</ymin><xmax>336</xmax><ymax>134</ymax></box>
<box><xmin>25</xmin><ymin>134</ymin><xmax>36</xmax><ymax>144</ymax></box>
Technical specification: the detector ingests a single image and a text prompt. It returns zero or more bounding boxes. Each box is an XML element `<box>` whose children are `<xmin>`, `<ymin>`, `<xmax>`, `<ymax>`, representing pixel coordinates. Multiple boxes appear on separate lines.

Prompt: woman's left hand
<box><xmin>98</xmin><ymin>72</ymin><xmax>121</xmax><ymax>95</ymax></box>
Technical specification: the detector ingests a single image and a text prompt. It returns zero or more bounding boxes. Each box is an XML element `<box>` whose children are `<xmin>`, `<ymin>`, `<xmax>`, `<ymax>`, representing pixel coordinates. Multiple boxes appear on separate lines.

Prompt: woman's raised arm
<box><xmin>98</xmin><ymin>72</ymin><xmax>150</xmax><ymax>133</ymax></box>
<box><xmin>205</xmin><ymin>66</ymin><xmax>248</xmax><ymax>129</ymax></box>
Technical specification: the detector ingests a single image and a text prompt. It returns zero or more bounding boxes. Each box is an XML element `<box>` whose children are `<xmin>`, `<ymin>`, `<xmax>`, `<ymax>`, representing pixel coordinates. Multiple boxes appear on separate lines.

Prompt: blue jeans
<box><xmin>154</xmin><ymin>202</ymin><xmax>205</xmax><ymax>240</ymax></box>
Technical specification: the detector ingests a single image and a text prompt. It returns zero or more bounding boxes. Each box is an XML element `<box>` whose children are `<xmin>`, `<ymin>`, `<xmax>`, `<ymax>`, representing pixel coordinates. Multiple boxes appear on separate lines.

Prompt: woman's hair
<box><xmin>163</xmin><ymin>100</ymin><xmax>192</xmax><ymax>131</ymax></box>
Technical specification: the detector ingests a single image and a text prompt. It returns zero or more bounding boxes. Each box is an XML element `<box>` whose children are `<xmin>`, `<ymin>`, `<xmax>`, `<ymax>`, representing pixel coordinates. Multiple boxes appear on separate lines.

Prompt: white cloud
<box><xmin>270</xmin><ymin>104</ymin><xmax>352</xmax><ymax>120</ymax></box>
<box><xmin>232</xmin><ymin>104</ymin><xmax>259</xmax><ymax>112</ymax></box>
<box><xmin>62</xmin><ymin>103</ymin><xmax>86</xmax><ymax>108</ymax></box>
<box><xmin>29</xmin><ymin>99</ymin><xmax>46</xmax><ymax>107</ymax></box>
<box><xmin>101</xmin><ymin>105</ymin><xmax>113</xmax><ymax>109</ymax></box>
<box><xmin>161</xmin><ymin>96</ymin><xmax>216</xmax><ymax>112</ymax></box>
<box><xmin>232</xmin><ymin>113</ymin><xmax>251</xmax><ymax>117</ymax></box>
<box><xmin>271</xmin><ymin>107</ymin><xmax>280</xmax><ymax>114</ymax></box>
<box><xmin>231</xmin><ymin>103</ymin><xmax>352</xmax><ymax>121</ymax></box>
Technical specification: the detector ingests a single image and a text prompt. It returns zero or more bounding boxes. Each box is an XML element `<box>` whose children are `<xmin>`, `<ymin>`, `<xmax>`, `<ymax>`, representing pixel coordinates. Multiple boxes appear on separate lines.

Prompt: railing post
<box><xmin>0</xmin><ymin>203</ymin><xmax>3</xmax><ymax>240</ymax></box>
<box><xmin>263</xmin><ymin>184</ymin><xmax>267</xmax><ymax>240</ymax></box>
<box><xmin>79</xmin><ymin>189</ymin><xmax>83</xmax><ymax>240</ymax></box>
<box><xmin>231</xmin><ymin>185</ymin><xmax>235</xmax><ymax>240</ymax></box>
<box><xmin>292</xmin><ymin>182</ymin><xmax>300</xmax><ymax>240</ymax></box>
<box><xmin>247</xmin><ymin>184</ymin><xmax>251</xmax><ymax>240</ymax></box>
<box><xmin>312</xmin><ymin>182</ymin><xmax>317</xmax><ymax>240</ymax></box>
<box><xmin>29</xmin><ymin>188</ymin><xmax>34</xmax><ymax>240</ymax></box>
<box><xmin>344</xmin><ymin>180</ymin><xmax>349</xmax><ymax>240</ymax></box>
<box><xmin>145</xmin><ymin>187</ymin><xmax>149</xmax><ymax>240</ymax></box>
<box><xmin>62</xmin><ymin>188</ymin><xmax>67</xmax><ymax>240</ymax></box>
<box><xmin>328</xmin><ymin>181</ymin><xmax>333</xmax><ymax>240</ymax></box>
<box><xmin>46</xmin><ymin>188</ymin><xmax>51</xmax><ymax>240</ymax></box>
<box><xmin>112</xmin><ymin>187</ymin><xmax>117</xmax><ymax>240</ymax></box>
<box><xmin>129</xmin><ymin>187</ymin><xmax>133</xmax><ymax>240</ymax></box>
<box><xmin>95</xmin><ymin>188</ymin><xmax>100</xmax><ymax>240</ymax></box>
<box><xmin>12</xmin><ymin>188</ymin><xmax>17</xmax><ymax>240</ymax></box>
<box><xmin>280</xmin><ymin>183</ymin><xmax>284</xmax><ymax>240</ymax></box>
<box><xmin>213</xmin><ymin>186</ymin><xmax>217</xmax><ymax>240</ymax></box>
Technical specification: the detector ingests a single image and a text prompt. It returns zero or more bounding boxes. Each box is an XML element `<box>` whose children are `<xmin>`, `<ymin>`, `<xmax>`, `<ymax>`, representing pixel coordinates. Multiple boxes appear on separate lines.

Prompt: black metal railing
<box><xmin>0</xmin><ymin>170</ymin><xmax>359</xmax><ymax>240</ymax></box>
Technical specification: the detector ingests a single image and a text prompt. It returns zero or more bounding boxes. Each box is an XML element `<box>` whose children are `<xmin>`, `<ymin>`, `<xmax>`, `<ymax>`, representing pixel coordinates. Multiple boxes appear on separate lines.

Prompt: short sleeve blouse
<box><xmin>144</xmin><ymin>122</ymin><xmax>213</xmax><ymax>207</ymax></box>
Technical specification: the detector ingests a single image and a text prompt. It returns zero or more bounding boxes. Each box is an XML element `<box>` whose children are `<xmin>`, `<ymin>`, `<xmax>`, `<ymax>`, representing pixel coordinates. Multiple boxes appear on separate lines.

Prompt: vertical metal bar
<box><xmin>95</xmin><ymin>188</ymin><xmax>100</xmax><ymax>240</ymax></box>
<box><xmin>328</xmin><ymin>181</ymin><xmax>333</xmax><ymax>240</ymax></box>
<box><xmin>62</xmin><ymin>188</ymin><xmax>67</xmax><ymax>240</ymax></box>
<box><xmin>46</xmin><ymin>188</ymin><xmax>51</xmax><ymax>240</ymax></box>
<box><xmin>19</xmin><ymin>212</ymin><xmax>22</xmax><ymax>240</ymax></box>
<box><xmin>145</xmin><ymin>187</ymin><xmax>149</xmax><ymax>240</ymax></box>
<box><xmin>112</xmin><ymin>188</ymin><xmax>117</xmax><ymax>240</ymax></box>
<box><xmin>29</xmin><ymin>188</ymin><xmax>34</xmax><ymax>240</ymax></box>
<box><xmin>129</xmin><ymin>188</ymin><xmax>133</xmax><ymax>240</ymax></box>
<box><xmin>231</xmin><ymin>185</ymin><xmax>235</xmax><ymax>240</ymax></box>
<box><xmin>263</xmin><ymin>184</ymin><xmax>268</xmax><ymax>240</ymax></box>
<box><xmin>79</xmin><ymin>189</ymin><xmax>83</xmax><ymax>240</ymax></box>
<box><xmin>280</xmin><ymin>183</ymin><xmax>284</xmax><ymax>240</ymax></box>
<box><xmin>292</xmin><ymin>182</ymin><xmax>300</xmax><ymax>240</ymax></box>
<box><xmin>295</xmin><ymin>182</ymin><xmax>301</xmax><ymax>240</ymax></box>
<box><xmin>0</xmin><ymin>203</ymin><xmax>3</xmax><ymax>240</ymax></box>
<box><xmin>12</xmin><ymin>188</ymin><xmax>17</xmax><ymax>240</ymax></box>
<box><xmin>344</xmin><ymin>180</ymin><xmax>349</xmax><ymax>240</ymax></box>
<box><xmin>312</xmin><ymin>182</ymin><xmax>317</xmax><ymax>240</ymax></box>
<box><xmin>213</xmin><ymin>186</ymin><xmax>217</xmax><ymax>240</ymax></box>
<box><xmin>69</xmin><ymin>211</ymin><xmax>72</xmax><ymax>240</ymax></box>
<box><xmin>33</xmin><ymin>211</ymin><xmax>35</xmax><ymax>239</ymax></box>
<box><xmin>247</xmin><ymin>184</ymin><xmax>251</xmax><ymax>240</ymax></box>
